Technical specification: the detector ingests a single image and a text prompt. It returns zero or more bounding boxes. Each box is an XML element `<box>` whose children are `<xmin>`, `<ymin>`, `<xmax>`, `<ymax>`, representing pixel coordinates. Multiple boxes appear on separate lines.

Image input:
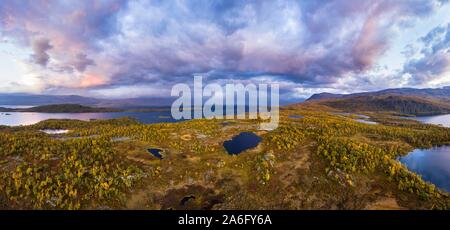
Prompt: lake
<box><xmin>0</xmin><ymin>105</ymin><xmax>257</xmax><ymax>126</ymax></box>
<box><xmin>289</xmin><ymin>115</ymin><xmax>304</xmax><ymax>119</ymax></box>
<box><xmin>0</xmin><ymin>111</ymin><xmax>178</xmax><ymax>126</ymax></box>
<box><xmin>223</xmin><ymin>132</ymin><xmax>262</xmax><ymax>155</ymax></box>
<box><xmin>399</xmin><ymin>146</ymin><xmax>450</xmax><ymax>192</ymax></box>
<box><xmin>408</xmin><ymin>114</ymin><xmax>450</xmax><ymax>128</ymax></box>
<box><xmin>148</xmin><ymin>148</ymin><xmax>164</xmax><ymax>159</ymax></box>
<box><xmin>0</xmin><ymin>105</ymin><xmax>33</xmax><ymax>109</ymax></box>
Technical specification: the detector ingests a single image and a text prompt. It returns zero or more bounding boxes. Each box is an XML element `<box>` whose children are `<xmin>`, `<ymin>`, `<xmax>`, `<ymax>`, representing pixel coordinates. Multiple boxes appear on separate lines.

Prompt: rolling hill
<box><xmin>317</xmin><ymin>95</ymin><xmax>450</xmax><ymax>115</ymax></box>
<box><xmin>307</xmin><ymin>86</ymin><xmax>450</xmax><ymax>102</ymax></box>
<box><xmin>305</xmin><ymin>86</ymin><xmax>450</xmax><ymax>116</ymax></box>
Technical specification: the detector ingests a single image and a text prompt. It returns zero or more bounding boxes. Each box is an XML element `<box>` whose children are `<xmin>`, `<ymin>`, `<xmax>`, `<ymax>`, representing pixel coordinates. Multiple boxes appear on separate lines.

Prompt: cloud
<box><xmin>99</xmin><ymin>0</ymin><xmax>445</xmax><ymax>86</ymax></box>
<box><xmin>71</xmin><ymin>53</ymin><xmax>95</xmax><ymax>72</ymax></box>
<box><xmin>403</xmin><ymin>23</ymin><xmax>450</xmax><ymax>85</ymax></box>
<box><xmin>0</xmin><ymin>0</ymin><xmax>448</xmax><ymax>98</ymax></box>
<box><xmin>77</xmin><ymin>73</ymin><xmax>105</xmax><ymax>88</ymax></box>
<box><xmin>31</xmin><ymin>38</ymin><xmax>52</xmax><ymax>66</ymax></box>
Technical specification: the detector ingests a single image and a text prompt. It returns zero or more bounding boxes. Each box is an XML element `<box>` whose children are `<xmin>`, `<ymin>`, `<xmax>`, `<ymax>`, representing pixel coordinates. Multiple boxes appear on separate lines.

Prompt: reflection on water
<box><xmin>333</xmin><ymin>113</ymin><xmax>370</xmax><ymax>119</ymax></box>
<box><xmin>223</xmin><ymin>132</ymin><xmax>262</xmax><ymax>155</ymax></box>
<box><xmin>399</xmin><ymin>146</ymin><xmax>450</xmax><ymax>192</ymax></box>
<box><xmin>408</xmin><ymin>114</ymin><xmax>450</xmax><ymax>128</ymax></box>
<box><xmin>355</xmin><ymin>119</ymin><xmax>378</xmax><ymax>125</ymax></box>
<box><xmin>0</xmin><ymin>111</ymin><xmax>178</xmax><ymax>126</ymax></box>
<box><xmin>332</xmin><ymin>112</ymin><xmax>378</xmax><ymax>125</ymax></box>
<box><xmin>148</xmin><ymin>148</ymin><xmax>163</xmax><ymax>159</ymax></box>
<box><xmin>40</xmin><ymin>129</ymin><xmax>69</xmax><ymax>135</ymax></box>
<box><xmin>0</xmin><ymin>105</ymin><xmax>33</xmax><ymax>109</ymax></box>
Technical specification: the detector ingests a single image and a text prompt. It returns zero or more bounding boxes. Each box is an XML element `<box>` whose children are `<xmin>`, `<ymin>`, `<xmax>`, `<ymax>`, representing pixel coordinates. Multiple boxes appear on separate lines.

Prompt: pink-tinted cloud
<box><xmin>404</xmin><ymin>23</ymin><xmax>450</xmax><ymax>85</ymax></box>
<box><xmin>79</xmin><ymin>73</ymin><xmax>105</xmax><ymax>88</ymax></box>
<box><xmin>0</xmin><ymin>0</ymin><xmax>448</xmax><ymax>97</ymax></box>
<box><xmin>31</xmin><ymin>37</ymin><xmax>52</xmax><ymax>66</ymax></box>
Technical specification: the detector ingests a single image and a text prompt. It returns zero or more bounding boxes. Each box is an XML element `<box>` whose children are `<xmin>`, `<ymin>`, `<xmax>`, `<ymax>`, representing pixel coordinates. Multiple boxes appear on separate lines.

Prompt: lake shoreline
<box><xmin>399</xmin><ymin>146</ymin><xmax>450</xmax><ymax>193</ymax></box>
<box><xmin>401</xmin><ymin>114</ymin><xmax>450</xmax><ymax>128</ymax></box>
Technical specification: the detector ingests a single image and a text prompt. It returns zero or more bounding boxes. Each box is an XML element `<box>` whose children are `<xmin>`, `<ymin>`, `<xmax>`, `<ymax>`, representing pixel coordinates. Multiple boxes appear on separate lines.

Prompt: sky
<box><xmin>1</xmin><ymin>0</ymin><xmax>450</xmax><ymax>100</ymax></box>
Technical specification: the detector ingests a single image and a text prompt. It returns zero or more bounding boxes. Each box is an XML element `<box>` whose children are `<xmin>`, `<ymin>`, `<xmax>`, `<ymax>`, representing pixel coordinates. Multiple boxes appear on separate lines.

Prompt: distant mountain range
<box><xmin>0</xmin><ymin>93</ymin><xmax>174</xmax><ymax>108</ymax></box>
<box><xmin>0</xmin><ymin>104</ymin><xmax>123</xmax><ymax>113</ymax></box>
<box><xmin>1</xmin><ymin>86</ymin><xmax>450</xmax><ymax>115</ymax></box>
<box><xmin>307</xmin><ymin>86</ymin><xmax>450</xmax><ymax>102</ymax></box>
<box><xmin>0</xmin><ymin>92</ymin><xmax>298</xmax><ymax>108</ymax></box>
<box><xmin>306</xmin><ymin>86</ymin><xmax>450</xmax><ymax>116</ymax></box>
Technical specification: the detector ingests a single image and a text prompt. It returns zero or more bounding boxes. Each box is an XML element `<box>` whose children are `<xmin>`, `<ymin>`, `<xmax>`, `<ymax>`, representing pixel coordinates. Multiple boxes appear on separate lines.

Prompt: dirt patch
<box><xmin>180</xmin><ymin>134</ymin><xmax>192</xmax><ymax>141</ymax></box>
<box><xmin>365</xmin><ymin>197</ymin><xmax>406</xmax><ymax>210</ymax></box>
<box><xmin>161</xmin><ymin>185</ymin><xmax>224</xmax><ymax>210</ymax></box>
<box><xmin>276</xmin><ymin>145</ymin><xmax>311</xmax><ymax>188</ymax></box>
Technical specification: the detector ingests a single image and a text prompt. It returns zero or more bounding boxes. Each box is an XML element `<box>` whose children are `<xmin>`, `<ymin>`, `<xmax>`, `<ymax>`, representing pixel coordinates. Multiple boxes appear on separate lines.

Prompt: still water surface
<box><xmin>407</xmin><ymin>114</ymin><xmax>450</xmax><ymax>128</ymax></box>
<box><xmin>399</xmin><ymin>146</ymin><xmax>450</xmax><ymax>192</ymax></box>
<box><xmin>0</xmin><ymin>111</ymin><xmax>177</xmax><ymax>126</ymax></box>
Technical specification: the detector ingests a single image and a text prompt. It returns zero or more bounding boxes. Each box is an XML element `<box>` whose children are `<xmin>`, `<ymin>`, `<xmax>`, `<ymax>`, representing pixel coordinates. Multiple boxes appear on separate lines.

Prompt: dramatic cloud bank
<box><xmin>403</xmin><ymin>23</ymin><xmax>450</xmax><ymax>86</ymax></box>
<box><xmin>0</xmin><ymin>0</ymin><xmax>449</xmax><ymax>99</ymax></box>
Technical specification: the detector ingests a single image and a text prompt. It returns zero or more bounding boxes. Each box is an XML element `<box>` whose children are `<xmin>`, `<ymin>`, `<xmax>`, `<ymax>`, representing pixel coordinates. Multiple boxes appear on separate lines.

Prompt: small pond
<box><xmin>354</xmin><ymin>119</ymin><xmax>378</xmax><ymax>125</ymax></box>
<box><xmin>40</xmin><ymin>129</ymin><xmax>69</xmax><ymax>135</ymax></box>
<box><xmin>220</xmin><ymin>121</ymin><xmax>232</xmax><ymax>126</ymax></box>
<box><xmin>333</xmin><ymin>112</ymin><xmax>369</xmax><ymax>119</ymax></box>
<box><xmin>223</xmin><ymin>132</ymin><xmax>262</xmax><ymax>155</ymax></box>
<box><xmin>399</xmin><ymin>146</ymin><xmax>450</xmax><ymax>192</ymax></box>
<box><xmin>333</xmin><ymin>112</ymin><xmax>378</xmax><ymax>124</ymax></box>
<box><xmin>112</xmin><ymin>137</ymin><xmax>131</xmax><ymax>142</ymax></box>
<box><xmin>148</xmin><ymin>148</ymin><xmax>164</xmax><ymax>159</ymax></box>
<box><xmin>289</xmin><ymin>115</ymin><xmax>304</xmax><ymax>119</ymax></box>
<box><xmin>180</xmin><ymin>195</ymin><xmax>196</xmax><ymax>206</ymax></box>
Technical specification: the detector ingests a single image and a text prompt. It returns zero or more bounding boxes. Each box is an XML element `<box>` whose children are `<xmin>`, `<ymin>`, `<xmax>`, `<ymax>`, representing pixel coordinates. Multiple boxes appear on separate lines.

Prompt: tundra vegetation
<box><xmin>0</xmin><ymin>103</ymin><xmax>449</xmax><ymax>210</ymax></box>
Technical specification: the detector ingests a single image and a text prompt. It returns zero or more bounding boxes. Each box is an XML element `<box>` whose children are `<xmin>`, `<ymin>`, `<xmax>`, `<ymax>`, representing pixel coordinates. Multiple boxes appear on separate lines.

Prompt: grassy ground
<box><xmin>1</xmin><ymin>105</ymin><xmax>449</xmax><ymax>209</ymax></box>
